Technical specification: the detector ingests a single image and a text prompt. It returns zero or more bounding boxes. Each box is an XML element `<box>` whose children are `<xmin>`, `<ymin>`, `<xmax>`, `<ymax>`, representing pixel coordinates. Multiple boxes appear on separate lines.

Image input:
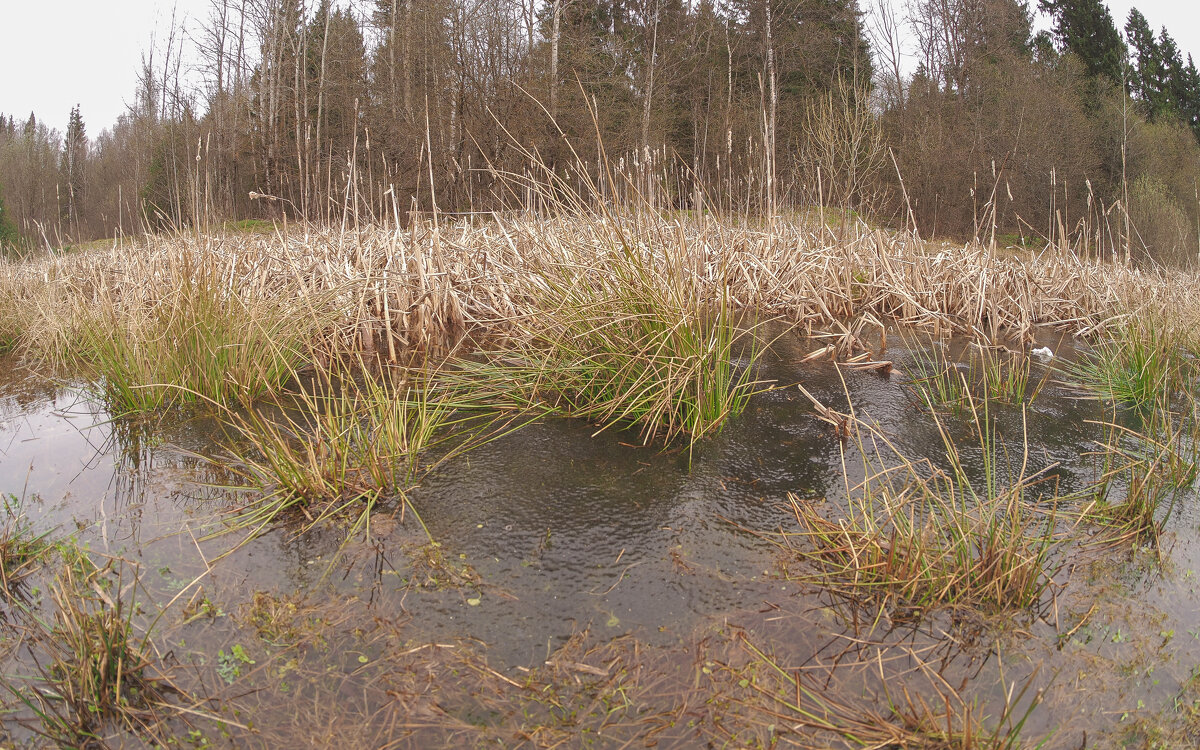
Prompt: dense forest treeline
<box><xmin>0</xmin><ymin>0</ymin><xmax>1199</xmax><ymax>264</ymax></box>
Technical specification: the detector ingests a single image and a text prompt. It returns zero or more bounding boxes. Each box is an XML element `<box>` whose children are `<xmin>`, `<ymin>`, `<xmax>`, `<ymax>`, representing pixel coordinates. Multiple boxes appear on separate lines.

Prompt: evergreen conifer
<box><xmin>1038</xmin><ymin>0</ymin><xmax>1125</xmax><ymax>84</ymax></box>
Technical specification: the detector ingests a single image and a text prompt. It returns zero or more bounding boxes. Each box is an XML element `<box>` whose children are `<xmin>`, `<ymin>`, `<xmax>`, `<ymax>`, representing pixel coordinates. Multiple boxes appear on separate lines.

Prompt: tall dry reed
<box><xmin>2</xmin><ymin>216</ymin><xmax>1197</xmax><ymax>361</ymax></box>
<box><xmin>0</xmin><ymin>209</ymin><xmax>1197</xmax><ymax>420</ymax></box>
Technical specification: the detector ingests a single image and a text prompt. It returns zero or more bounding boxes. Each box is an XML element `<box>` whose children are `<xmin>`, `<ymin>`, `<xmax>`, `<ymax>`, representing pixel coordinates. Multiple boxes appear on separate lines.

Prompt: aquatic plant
<box><xmin>977</xmin><ymin>346</ymin><xmax>1042</xmax><ymax>405</ymax></box>
<box><xmin>220</xmin><ymin>362</ymin><xmax>489</xmax><ymax>537</ymax></box>
<box><xmin>718</xmin><ymin>632</ymin><xmax>1046</xmax><ymax>749</ymax></box>
<box><xmin>905</xmin><ymin>341</ymin><xmax>971</xmax><ymax>411</ymax></box>
<box><xmin>0</xmin><ymin>493</ymin><xmax>52</xmax><ymax>594</ymax></box>
<box><xmin>216</xmin><ymin>644</ymin><xmax>255</xmax><ymax>684</ymax></box>
<box><xmin>906</xmin><ymin>339</ymin><xmax>1045</xmax><ymax>413</ymax></box>
<box><xmin>1084</xmin><ymin>392</ymin><xmax>1199</xmax><ymax>541</ymax></box>
<box><xmin>5</xmin><ymin>547</ymin><xmax>174</xmax><ymax>746</ymax></box>
<box><xmin>1064</xmin><ymin>315</ymin><xmax>1193</xmax><ymax>411</ymax></box>
<box><xmin>787</xmin><ymin>393</ymin><xmax>1062</xmax><ymax>615</ymax></box>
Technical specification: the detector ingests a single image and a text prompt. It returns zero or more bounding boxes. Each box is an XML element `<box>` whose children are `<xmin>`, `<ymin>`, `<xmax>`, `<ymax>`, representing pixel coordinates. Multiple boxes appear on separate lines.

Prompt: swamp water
<box><xmin>1</xmin><ymin>330</ymin><xmax>1199</xmax><ymax>748</ymax></box>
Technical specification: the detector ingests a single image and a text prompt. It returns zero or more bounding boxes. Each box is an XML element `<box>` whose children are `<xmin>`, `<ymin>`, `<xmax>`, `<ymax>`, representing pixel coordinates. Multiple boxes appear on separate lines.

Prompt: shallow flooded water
<box><xmin>2</xmin><ymin>328</ymin><xmax>1200</xmax><ymax>748</ymax></box>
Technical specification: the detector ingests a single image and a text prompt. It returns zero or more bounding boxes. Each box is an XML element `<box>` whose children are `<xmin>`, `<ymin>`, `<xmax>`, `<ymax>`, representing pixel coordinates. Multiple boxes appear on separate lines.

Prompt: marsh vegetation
<box><xmin>3</xmin><ymin>0</ymin><xmax>1200</xmax><ymax>741</ymax></box>
<box><xmin>0</xmin><ymin>189</ymin><xmax>1198</xmax><ymax>748</ymax></box>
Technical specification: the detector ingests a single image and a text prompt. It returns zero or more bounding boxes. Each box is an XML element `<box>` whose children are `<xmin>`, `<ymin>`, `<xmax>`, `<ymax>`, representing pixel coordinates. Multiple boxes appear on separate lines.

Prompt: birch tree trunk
<box><xmin>550</xmin><ymin>0</ymin><xmax>562</xmax><ymax>118</ymax></box>
<box><xmin>764</xmin><ymin>0</ymin><xmax>776</xmax><ymax>214</ymax></box>
<box><xmin>641</xmin><ymin>0</ymin><xmax>660</xmax><ymax>150</ymax></box>
<box><xmin>404</xmin><ymin>0</ymin><xmax>414</xmax><ymax>122</ymax></box>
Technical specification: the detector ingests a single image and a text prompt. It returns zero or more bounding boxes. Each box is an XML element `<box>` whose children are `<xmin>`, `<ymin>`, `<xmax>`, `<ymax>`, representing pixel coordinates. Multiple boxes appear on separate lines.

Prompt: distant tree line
<box><xmin>0</xmin><ymin>0</ymin><xmax>1198</xmax><ymax>264</ymax></box>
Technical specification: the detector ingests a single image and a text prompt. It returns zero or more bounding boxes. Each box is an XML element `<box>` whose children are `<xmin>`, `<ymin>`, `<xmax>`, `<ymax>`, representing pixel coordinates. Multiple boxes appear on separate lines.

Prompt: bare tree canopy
<box><xmin>1</xmin><ymin>0</ymin><xmax>1198</xmax><ymax>264</ymax></box>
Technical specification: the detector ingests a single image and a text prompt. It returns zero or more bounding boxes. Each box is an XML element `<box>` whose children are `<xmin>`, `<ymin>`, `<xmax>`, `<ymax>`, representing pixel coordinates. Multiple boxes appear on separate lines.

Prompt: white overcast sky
<box><xmin>2</xmin><ymin>0</ymin><xmax>1198</xmax><ymax>135</ymax></box>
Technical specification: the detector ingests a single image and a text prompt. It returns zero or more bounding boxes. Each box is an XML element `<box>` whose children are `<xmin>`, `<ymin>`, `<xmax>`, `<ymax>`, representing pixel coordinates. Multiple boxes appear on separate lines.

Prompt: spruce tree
<box><xmin>61</xmin><ymin>105</ymin><xmax>86</xmax><ymax>230</ymax></box>
<box><xmin>1125</xmin><ymin>8</ymin><xmax>1162</xmax><ymax>110</ymax></box>
<box><xmin>1158</xmin><ymin>29</ymin><xmax>1188</xmax><ymax>116</ymax></box>
<box><xmin>1183</xmin><ymin>54</ymin><xmax>1200</xmax><ymax>140</ymax></box>
<box><xmin>1038</xmin><ymin>0</ymin><xmax>1125</xmax><ymax>84</ymax></box>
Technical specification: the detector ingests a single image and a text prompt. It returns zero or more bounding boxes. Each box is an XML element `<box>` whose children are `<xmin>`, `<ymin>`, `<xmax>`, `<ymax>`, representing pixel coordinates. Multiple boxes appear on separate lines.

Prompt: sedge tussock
<box><xmin>458</xmin><ymin>214</ymin><xmax>766</xmax><ymax>447</ymax></box>
<box><xmin>218</xmin><ymin>362</ymin><xmax>509</xmax><ymax>537</ymax></box>
<box><xmin>72</xmin><ymin>275</ymin><xmax>326</xmax><ymax>413</ymax></box>
<box><xmin>1064</xmin><ymin>314</ymin><xmax>1195</xmax><ymax>411</ymax></box>
<box><xmin>785</xmin><ymin>394</ymin><xmax>1063</xmax><ymax>616</ymax></box>
<box><xmin>2</xmin><ymin>238</ymin><xmax>339</xmax><ymax>413</ymax></box>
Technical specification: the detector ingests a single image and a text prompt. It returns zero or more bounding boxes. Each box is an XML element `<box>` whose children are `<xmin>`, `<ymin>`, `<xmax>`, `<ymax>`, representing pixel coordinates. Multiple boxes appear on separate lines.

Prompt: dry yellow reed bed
<box><xmin>0</xmin><ymin>213</ymin><xmax>1196</xmax><ymax>363</ymax></box>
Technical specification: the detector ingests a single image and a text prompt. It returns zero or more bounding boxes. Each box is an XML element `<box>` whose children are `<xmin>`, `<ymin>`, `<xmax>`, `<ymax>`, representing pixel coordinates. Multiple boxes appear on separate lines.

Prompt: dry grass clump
<box><xmin>0</xmin><ymin>273</ymin><xmax>19</xmax><ymax>351</ymax></box>
<box><xmin>785</xmin><ymin>396</ymin><xmax>1062</xmax><ymax>616</ymax></box>
<box><xmin>2</xmin><ymin>238</ymin><xmax>342</xmax><ymax>412</ymax></box>
<box><xmin>489</xmin><ymin>215</ymin><xmax>1200</xmax><ymax>345</ymax></box>
<box><xmin>5</xmin><ymin>212</ymin><xmax>1200</xmax><ymax>374</ymax></box>
<box><xmin>0</xmin><ymin>206</ymin><xmax>1196</xmax><ymax>441</ymax></box>
<box><xmin>0</xmin><ymin>254</ymin><xmax>53</xmax><ymax>353</ymax></box>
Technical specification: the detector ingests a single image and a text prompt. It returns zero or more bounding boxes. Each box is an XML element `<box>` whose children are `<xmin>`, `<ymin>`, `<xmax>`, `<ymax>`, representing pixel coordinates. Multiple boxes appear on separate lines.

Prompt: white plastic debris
<box><xmin>1031</xmin><ymin>346</ymin><xmax>1054</xmax><ymax>359</ymax></box>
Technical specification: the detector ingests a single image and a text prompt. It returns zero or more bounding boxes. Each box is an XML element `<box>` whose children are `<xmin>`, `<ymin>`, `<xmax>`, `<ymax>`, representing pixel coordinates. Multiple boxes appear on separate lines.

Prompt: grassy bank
<box><xmin>2</xmin><ymin>214</ymin><xmax>1197</xmax><ymax>373</ymax></box>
